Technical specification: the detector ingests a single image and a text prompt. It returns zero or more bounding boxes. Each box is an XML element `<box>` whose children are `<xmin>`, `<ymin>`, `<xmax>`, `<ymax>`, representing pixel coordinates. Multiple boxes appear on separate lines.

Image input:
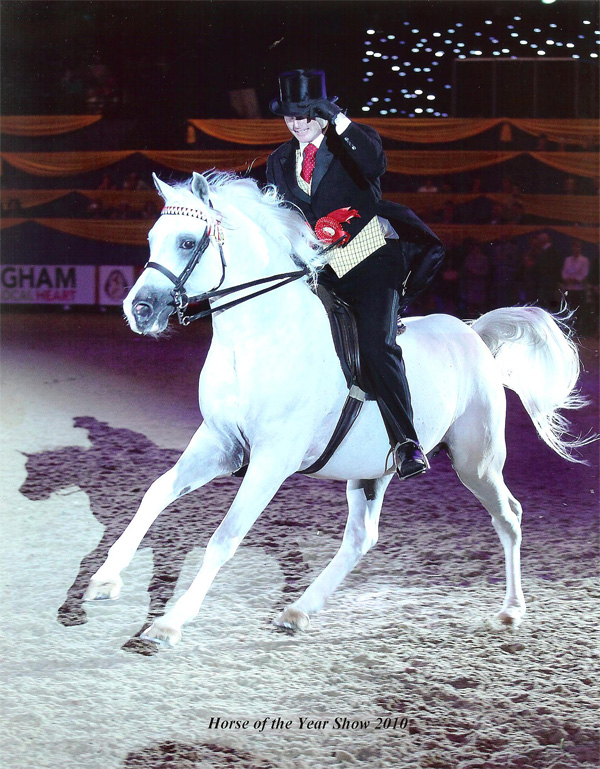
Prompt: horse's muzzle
<box><xmin>126</xmin><ymin>290</ymin><xmax>173</xmax><ymax>335</ymax></box>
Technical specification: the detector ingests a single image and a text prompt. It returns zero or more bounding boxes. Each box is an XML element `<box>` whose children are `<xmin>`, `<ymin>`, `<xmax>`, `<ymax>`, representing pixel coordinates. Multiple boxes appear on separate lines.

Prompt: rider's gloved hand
<box><xmin>309</xmin><ymin>99</ymin><xmax>342</xmax><ymax>124</ymax></box>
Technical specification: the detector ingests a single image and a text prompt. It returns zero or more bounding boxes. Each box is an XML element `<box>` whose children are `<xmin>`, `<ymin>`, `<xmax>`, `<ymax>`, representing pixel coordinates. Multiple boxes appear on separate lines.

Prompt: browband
<box><xmin>161</xmin><ymin>205</ymin><xmax>225</xmax><ymax>245</ymax></box>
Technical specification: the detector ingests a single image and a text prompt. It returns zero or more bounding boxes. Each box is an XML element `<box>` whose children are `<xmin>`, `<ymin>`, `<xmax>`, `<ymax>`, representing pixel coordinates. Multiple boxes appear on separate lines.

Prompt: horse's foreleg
<box><xmin>275</xmin><ymin>476</ymin><xmax>392</xmax><ymax>631</ymax></box>
<box><xmin>84</xmin><ymin>424</ymin><xmax>239</xmax><ymax>602</ymax></box>
<box><xmin>141</xmin><ymin>453</ymin><xmax>293</xmax><ymax>646</ymax></box>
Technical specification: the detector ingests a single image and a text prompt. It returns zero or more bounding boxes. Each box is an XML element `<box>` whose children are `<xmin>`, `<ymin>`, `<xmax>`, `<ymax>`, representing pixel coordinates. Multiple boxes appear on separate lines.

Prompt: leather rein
<box><xmin>144</xmin><ymin>203</ymin><xmax>310</xmax><ymax>326</ymax></box>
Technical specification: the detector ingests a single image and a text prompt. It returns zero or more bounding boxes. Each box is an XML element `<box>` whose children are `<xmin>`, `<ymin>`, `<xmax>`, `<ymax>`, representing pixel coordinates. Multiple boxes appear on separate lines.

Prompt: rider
<box><xmin>266</xmin><ymin>69</ymin><xmax>445</xmax><ymax>479</ymax></box>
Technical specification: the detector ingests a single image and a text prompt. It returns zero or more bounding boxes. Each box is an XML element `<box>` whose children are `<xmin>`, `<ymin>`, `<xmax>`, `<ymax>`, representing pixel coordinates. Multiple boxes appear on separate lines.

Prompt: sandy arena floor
<box><xmin>1</xmin><ymin>309</ymin><xmax>598</xmax><ymax>769</ymax></box>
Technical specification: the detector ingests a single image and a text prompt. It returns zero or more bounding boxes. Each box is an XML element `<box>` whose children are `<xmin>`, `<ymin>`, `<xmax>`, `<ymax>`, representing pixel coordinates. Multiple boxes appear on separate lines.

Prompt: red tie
<box><xmin>301</xmin><ymin>143</ymin><xmax>318</xmax><ymax>183</ymax></box>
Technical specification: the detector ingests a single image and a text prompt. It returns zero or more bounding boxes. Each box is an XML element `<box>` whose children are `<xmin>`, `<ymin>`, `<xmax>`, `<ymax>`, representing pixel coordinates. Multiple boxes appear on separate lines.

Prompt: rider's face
<box><xmin>284</xmin><ymin>116</ymin><xmax>324</xmax><ymax>144</ymax></box>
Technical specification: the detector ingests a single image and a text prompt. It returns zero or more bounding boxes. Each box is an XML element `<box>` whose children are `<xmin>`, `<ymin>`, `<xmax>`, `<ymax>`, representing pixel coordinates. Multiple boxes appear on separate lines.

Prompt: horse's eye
<box><xmin>181</xmin><ymin>239</ymin><xmax>196</xmax><ymax>250</ymax></box>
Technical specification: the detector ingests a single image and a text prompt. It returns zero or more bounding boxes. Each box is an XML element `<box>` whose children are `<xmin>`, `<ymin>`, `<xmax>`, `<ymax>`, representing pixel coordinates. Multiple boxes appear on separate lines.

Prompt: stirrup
<box><xmin>385</xmin><ymin>440</ymin><xmax>415</xmax><ymax>474</ymax></box>
<box><xmin>390</xmin><ymin>440</ymin><xmax>430</xmax><ymax>479</ymax></box>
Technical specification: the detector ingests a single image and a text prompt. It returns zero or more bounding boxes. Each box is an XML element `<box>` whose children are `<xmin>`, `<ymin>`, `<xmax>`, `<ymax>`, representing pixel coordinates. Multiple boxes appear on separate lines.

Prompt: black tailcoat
<box><xmin>265</xmin><ymin>120</ymin><xmax>445</xmax><ymax>310</ymax></box>
<box><xmin>266</xmin><ymin>120</ymin><xmax>445</xmax><ymax>447</ymax></box>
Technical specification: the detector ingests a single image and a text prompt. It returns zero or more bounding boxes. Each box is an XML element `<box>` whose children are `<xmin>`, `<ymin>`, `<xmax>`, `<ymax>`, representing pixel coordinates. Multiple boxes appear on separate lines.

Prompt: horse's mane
<box><xmin>174</xmin><ymin>171</ymin><xmax>325</xmax><ymax>284</ymax></box>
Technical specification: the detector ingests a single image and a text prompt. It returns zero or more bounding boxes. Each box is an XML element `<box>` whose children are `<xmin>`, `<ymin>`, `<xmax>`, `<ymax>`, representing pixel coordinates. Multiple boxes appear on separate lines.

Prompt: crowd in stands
<box><xmin>412</xmin><ymin>232</ymin><xmax>596</xmax><ymax>334</ymax></box>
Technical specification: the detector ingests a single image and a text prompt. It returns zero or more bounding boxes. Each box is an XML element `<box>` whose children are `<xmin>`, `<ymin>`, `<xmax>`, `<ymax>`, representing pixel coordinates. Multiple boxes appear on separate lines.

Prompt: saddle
<box><xmin>233</xmin><ymin>287</ymin><xmax>407</xmax><ymax>478</ymax></box>
<box><xmin>295</xmin><ymin>286</ymin><xmax>371</xmax><ymax>475</ymax></box>
<box><xmin>315</xmin><ymin>285</ymin><xmax>368</xmax><ymax>393</ymax></box>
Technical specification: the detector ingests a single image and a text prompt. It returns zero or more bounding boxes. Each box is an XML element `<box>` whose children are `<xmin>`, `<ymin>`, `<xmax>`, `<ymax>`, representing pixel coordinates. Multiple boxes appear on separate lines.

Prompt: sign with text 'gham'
<box><xmin>0</xmin><ymin>265</ymin><xmax>126</xmax><ymax>305</ymax></box>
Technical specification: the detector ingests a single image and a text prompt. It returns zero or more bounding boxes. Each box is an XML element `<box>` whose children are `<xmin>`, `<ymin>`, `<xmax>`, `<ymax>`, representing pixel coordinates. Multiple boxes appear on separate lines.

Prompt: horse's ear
<box><xmin>191</xmin><ymin>172</ymin><xmax>210</xmax><ymax>204</ymax></box>
<box><xmin>152</xmin><ymin>173</ymin><xmax>172</xmax><ymax>202</ymax></box>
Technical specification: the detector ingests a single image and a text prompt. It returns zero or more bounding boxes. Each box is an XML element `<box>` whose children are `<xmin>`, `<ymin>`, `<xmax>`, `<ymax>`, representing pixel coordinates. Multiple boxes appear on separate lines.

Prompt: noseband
<box><xmin>144</xmin><ymin>202</ymin><xmax>308</xmax><ymax>326</ymax></box>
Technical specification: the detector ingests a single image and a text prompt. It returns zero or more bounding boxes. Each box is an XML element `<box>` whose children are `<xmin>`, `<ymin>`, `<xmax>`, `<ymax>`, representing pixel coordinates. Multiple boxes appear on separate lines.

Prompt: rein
<box><xmin>144</xmin><ymin>202</ymin><xmax>309</xmax><ymax>326</ymax></box>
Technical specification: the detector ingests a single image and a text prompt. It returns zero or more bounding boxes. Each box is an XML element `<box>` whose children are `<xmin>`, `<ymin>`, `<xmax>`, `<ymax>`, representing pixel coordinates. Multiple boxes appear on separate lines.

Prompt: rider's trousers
<box><xmin>319</xmin><ymin>244</ymin><xmax>419</xmax><ymax>448</ymax></box>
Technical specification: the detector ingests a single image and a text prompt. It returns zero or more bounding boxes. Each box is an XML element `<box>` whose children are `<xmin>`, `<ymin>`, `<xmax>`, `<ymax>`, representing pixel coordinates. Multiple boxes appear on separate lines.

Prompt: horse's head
<box><xmin>124</xmin><ymin>172</ymin><xmax>226</xmax><ymax>335</ymax></box>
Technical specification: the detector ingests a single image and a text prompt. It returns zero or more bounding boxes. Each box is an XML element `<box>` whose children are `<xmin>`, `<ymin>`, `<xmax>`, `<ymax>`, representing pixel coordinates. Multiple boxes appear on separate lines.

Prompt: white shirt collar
<box><xmin>299</xmin><ymin>133</ymin><xmax>325</xmax><ymax>153</ymax></box>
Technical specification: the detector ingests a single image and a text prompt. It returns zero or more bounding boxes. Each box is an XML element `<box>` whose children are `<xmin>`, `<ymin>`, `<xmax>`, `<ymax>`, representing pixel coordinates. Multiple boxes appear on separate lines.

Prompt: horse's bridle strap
<box><xmin>182</xmin><ymin>269</ymin><xmax>309</xmax><ymax>324</ymax></box>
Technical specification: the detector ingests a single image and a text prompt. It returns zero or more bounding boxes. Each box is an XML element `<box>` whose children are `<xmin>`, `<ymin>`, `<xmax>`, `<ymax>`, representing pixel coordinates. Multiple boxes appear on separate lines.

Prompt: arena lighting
<box><xmin>359</xmin><ymin>11</ymin><xmax>598</xmax><ymax>115</ymax></box>
<box><xmin>541</xmin><ymin>0</ymin><xmax>556</xmax><ymax>5</ymax></box>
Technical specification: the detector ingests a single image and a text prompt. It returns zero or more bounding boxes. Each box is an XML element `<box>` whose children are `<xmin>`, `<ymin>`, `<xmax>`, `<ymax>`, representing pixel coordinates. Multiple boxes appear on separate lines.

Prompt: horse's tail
<box><xmin>470</xmin><ymin>306</ymin><xmax>594</xmax><ymax>463</ymax></box>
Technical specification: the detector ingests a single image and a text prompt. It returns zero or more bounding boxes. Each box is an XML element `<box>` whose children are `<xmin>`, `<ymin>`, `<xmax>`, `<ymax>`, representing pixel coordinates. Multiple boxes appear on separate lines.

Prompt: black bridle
<box><xmin>144</xmin><ymin>203</ymin><xmax>310</xmax><ymax>326</ymax></box>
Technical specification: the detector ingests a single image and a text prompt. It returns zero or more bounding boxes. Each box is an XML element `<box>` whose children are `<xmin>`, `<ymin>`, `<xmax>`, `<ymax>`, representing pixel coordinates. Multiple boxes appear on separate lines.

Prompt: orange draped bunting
<box><xmin>0</xmin><ymin>115</ymin><xmax>102</xmax><ymax>136</ymax></box>
<box><xmin>189</xmin><ymin>118</ymin><xmax>599</xmax><ymax>147</ymax></box>
<box><xmin>1</xmin><ymin>218</ymin><xmax>597</xmax><ymax>248</ymax></box>
<box><xmin>2</xmin><ymin>150</ymin><xmax>597</xmax><ymax>178</ymax></box>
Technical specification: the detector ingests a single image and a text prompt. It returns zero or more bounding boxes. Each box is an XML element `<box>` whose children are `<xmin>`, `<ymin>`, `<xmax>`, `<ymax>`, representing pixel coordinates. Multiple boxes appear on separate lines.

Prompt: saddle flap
<box><xmin>316</xmin><ymin>285</ymin><xmax>366</xmax><ymax>392</ymax></box>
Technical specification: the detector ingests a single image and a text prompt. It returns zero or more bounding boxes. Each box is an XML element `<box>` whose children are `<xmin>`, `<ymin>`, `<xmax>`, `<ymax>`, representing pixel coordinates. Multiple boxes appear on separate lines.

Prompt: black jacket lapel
<box><xmin>310</xmin><ymin>138</ymin><xmax>334</xmax><ymax>196</ymax></box>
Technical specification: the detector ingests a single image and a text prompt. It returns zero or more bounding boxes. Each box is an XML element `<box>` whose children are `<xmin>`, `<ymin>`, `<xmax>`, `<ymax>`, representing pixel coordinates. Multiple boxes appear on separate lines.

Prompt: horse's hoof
<box><xmin>497</xmin><ymin>605</ymin><xmax>525</xmax><ymax>627</ymax></box>
<box><xmin>140</xmin><ymin>621</ymin><xmax>182</xmax><ymax>647</ymax></box>
<box><xmin>273</xmin><ymin>608</ymin><xmax>310</xmax><ymax>632</ymax></box>
<box><xmin>83</xmin><ymin>577</ymin><xmax>122</xmax><ymax>601</ymax></box>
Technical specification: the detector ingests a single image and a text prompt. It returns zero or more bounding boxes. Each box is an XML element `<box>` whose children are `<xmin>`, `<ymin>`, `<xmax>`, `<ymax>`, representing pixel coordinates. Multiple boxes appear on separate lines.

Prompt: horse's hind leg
<box><xmin>275</xmin><ymin>475</ymin><xmax>392</xmax><ymax>631</ymax></box>
<box><xmin>447</xmin><ymin>409</ymin><xmax>526</xmax><ymax>626</ymax></box>
<box><xmin>84</xmin><ymin>424</ymin><xmax>239</xmax><ymax>601</ymax></box>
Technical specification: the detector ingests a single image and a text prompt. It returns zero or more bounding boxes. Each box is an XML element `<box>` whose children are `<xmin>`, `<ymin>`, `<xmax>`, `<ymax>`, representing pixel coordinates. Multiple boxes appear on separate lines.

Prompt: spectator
<box><xmin>561</xmin><ymin>240</ymin><xmax>590</xmax><ymax>330</ymax></box>
<box><xmin>486</xmin><ymin>201</ymin><xmax>508</xmax><ymax>225</ymax></box>
<box><xmin>470</xmin><ymin>176</ymin><xmax>484</xmax><ymax>194</ymax></box>
<box><xmin>461</xmin><ymin>239</ymin><xmax>490</xmax><ymax>316</ymax></box>
<box><xmin>489</xmin><ymin>238</ymin><xmax>522</xmax><ymax>307</ymax></box>
<box><xmin>5</xmin><ymin>198</ymin><xmax>24</xmax><ymax>216</ymax></box>
<box><xmin>435</xmin><ymin>200</ymin><xmax>459</xmax><ymax>224</ymax></box>
<box><xmin>122</xmin><ymin>172</ymin><xmax>150</xmax><ymax>191</ymax></box>
<box><xmin>535</xmin><ymin>232</ymin><xmax>563</xmax><ymax>312</ymax></box>
<box><xmin>535</xmin><ymin>133</ymin><xmax>552</xmax><ymax>151</ymax></box>
<box><xmin>505</xmin><ymin>200</ymin><xmax>526</xmax><ymax>225</ymax></box>
<box><xmin>436</xmin><ymin>247</ymin><xmax>461</xmax><ymax>315</ymax></box>
<box><xmin>520</xmin><ymin>237</ymin><xmax>539</xmax><ymax>304</ymax></box>
<box><xmin>418</xmin><ymin>177</ymin><xmax>439</xmax><ymax>193</ymax></box>
<box><xmin>97</xmin><ymin>173</ymin><xmax>117</xmax><ymax>190</ymax></box>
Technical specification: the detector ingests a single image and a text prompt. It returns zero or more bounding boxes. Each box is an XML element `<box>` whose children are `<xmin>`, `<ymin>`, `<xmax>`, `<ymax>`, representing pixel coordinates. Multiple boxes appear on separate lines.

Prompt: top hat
<box><xmin>269</xmin><ymin>69</ymin><xmax>337</xmax><ymax>117</ymax></box>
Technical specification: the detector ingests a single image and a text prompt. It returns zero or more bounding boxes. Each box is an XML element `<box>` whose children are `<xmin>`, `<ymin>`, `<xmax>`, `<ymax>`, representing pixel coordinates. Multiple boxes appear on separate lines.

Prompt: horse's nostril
<box><xmin>134</xmin><ymin>301</ymin><xmax>153</xmax><ymax>320</ymax></box>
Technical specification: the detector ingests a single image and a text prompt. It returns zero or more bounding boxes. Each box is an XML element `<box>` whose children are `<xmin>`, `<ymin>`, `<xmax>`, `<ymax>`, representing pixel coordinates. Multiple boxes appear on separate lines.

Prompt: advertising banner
<box><xmin>1</xmin><ymin>265</ymin><xmax>96</xmax><ymax>304</ymax></box>
<box><xmin>98</xmin><ymin>265</ymin><xmax>136</xmax><ymax>306</ymax></box>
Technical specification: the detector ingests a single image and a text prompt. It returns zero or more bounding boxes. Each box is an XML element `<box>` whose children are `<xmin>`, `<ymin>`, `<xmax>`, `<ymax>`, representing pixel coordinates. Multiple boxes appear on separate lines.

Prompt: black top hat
<box><xmin>269</xmin><ymin>69</ymin><xmax>337</xmax><ymax>117</ymax></box>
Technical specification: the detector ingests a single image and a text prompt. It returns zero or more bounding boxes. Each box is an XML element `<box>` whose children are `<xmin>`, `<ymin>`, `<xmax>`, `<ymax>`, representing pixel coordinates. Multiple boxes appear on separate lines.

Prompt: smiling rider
<box><xmin>266</xmin><ymin>69</ymin><xmax>445</xmax><ymax>480</ymax></box>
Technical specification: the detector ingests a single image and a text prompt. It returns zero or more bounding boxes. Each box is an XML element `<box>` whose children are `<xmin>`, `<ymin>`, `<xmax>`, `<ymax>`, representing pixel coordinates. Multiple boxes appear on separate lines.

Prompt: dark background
<box><xmin>2</xmin><ymin>0</ymin><xmax>598</xmax><ymax>130</ymax></box>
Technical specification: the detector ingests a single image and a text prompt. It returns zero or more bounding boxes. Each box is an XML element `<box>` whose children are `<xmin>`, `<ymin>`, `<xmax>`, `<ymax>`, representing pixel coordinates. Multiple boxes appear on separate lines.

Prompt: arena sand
<box><xmin>1</xmin><ymin>310</ymin><xmax>598</xmax><ymax>769</ymax></box>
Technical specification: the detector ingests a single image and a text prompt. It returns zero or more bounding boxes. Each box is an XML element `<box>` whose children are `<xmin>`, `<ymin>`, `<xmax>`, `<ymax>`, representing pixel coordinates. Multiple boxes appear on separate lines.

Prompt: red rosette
<box><xmin>314</xmin><ymin>207</ymin><xmax>360</xmax><ymax>245</ymax></box>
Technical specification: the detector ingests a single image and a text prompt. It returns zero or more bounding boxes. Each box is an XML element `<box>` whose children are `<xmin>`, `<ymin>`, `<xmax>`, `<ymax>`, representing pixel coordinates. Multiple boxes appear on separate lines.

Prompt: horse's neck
<box><xmin>211</xmin><ymin>214</ymin><xmax>322</xmax><ymax>345</ymax></box>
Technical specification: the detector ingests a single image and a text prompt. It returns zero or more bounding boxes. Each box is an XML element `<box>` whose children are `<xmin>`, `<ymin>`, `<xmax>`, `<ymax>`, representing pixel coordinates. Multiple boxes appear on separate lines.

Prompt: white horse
<box><xmin>84</xmin><ymin>171</ymin><xmax>590</xmax><ymax>646</ymax></box>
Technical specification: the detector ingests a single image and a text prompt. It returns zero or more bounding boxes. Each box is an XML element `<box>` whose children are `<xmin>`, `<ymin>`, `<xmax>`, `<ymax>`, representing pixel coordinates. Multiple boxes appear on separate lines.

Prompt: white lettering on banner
<box><xmin>1</xmin><ymin>265</ymin><xmax>96</xmax><ymax>305</ymax></box>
